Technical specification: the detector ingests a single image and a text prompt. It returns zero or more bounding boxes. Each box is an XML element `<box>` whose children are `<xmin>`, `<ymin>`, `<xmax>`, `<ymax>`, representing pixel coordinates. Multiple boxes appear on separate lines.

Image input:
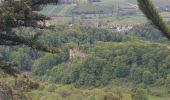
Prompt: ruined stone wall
<box><xmin>69</xmin><ymin>49</ymin><xmax>86</xmax><ymax>60</ymax></box>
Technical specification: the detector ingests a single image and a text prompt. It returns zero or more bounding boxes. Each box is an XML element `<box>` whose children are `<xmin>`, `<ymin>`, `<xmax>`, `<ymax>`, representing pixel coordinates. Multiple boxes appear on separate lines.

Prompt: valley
<box><xmin>1</xmin><ymin>0</ymin><xmax>170</xmax><ymax>100</ymax></box>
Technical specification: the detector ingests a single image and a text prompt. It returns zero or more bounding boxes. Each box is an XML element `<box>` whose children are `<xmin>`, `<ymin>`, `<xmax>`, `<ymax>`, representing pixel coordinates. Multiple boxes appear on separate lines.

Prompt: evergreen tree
<box><xmin>142</xmin><ymin>70</ymin><xmax>154</xmax><ymax>85</ymax></box>
<box><xmin>137</xmin><ymin>0</ymin><xmax>170</xmax><ymax>39</ymax></box>
<box><xmin>165</xmin><ymin>74</ymin><xmax>170</xmax><ymax>93</ymax></box>
<box><xmin>132</xmin><ymin>88</ymin><xmax>148</xmax><ymax>100</ymax></box>
<box><xmin>0</xmin><ymin>0</ymin><xmax>59</xmax><ymax>75</ymax></box>
<box><xmin>0</xmin><ymin>0</ymin><xmax>59</xmax><ymax>52</ymax></box>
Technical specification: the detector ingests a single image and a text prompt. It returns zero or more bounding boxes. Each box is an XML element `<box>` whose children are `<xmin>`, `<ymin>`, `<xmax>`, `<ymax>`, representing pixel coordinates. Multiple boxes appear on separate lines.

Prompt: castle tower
<box><xmin>69</xmin><ymin>48</ymin><xmax>86</xmax><ymax>60</ymax></box>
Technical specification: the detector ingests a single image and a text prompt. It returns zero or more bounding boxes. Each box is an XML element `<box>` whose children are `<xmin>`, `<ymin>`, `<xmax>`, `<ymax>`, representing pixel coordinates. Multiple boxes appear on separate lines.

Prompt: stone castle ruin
<box><xmin>69</xmin><ymin>48</ymin><xmax>86</xmax><ymax>60</ymax></box>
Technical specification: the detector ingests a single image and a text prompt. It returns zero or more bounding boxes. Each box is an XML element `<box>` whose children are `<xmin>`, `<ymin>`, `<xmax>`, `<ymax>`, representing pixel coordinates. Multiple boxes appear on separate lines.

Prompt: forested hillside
<box><xmin>1</xmin><ymin>0</ymin><xmax>170</xmax><ymax>100</ymax></box>
<box><xmin>1</xmin><ymin>25</ymin><xmax>170</xmax><ymax>99</ymax></box>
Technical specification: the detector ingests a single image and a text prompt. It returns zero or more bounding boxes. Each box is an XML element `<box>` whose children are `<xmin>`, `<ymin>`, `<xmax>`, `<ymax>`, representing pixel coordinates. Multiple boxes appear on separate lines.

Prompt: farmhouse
<box><xmin>110</xmin><ymin>24</ymin><xmax>134</xmax><ymax>33</ymax></box>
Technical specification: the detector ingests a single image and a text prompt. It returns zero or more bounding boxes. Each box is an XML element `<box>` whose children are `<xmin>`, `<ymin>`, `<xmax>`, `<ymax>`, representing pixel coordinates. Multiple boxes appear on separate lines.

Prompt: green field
<box><xmin>28</xmin><ymin>84</ymin><xmax>170</xmax><ymax>100</ymax></box>
<box><xmin>39</xmin><ymin>0</ymin><xmax>170</xmax><ymax>25</ymax></box>
<box><xmin>40</xmin><ymin>5</ymin><xmax>64</xmax><ymax>16</ymax></box>
<box><xmin>40</xmin><ymin>4</ymin><xmax>76</xmax><ymax>16</ymax></box>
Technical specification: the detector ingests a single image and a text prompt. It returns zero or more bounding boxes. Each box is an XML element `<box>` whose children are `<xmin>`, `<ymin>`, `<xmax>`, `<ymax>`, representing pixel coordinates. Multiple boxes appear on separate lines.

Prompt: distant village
<box><xmin>69</xmin><ymin>2</ymin><xmax>139</xmax><ymax>33</ymax></box>
<box><xmin>41</xmin><ymin>0</ymin><xmax>170</xmax><ymax>33</ymax></box>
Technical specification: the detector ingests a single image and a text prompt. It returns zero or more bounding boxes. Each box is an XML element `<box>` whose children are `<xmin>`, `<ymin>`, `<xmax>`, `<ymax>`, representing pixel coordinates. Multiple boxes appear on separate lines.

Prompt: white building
<box><xmin>111</xmin><ymin>24</ymin><xmax>133</xmax><ymax>33</ymax></box>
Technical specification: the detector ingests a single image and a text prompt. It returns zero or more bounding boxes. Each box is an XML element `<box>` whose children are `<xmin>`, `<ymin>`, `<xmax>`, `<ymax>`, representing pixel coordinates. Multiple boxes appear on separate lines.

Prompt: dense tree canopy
<box><xmin>0</xmin><ymin>24</ymin><xmax>169</xmax><ymax>87</ymax></box>
<box><xmin>0</xmin><ymin>0</ymin><xmax>170</xmax><ymax>99</ymax></box>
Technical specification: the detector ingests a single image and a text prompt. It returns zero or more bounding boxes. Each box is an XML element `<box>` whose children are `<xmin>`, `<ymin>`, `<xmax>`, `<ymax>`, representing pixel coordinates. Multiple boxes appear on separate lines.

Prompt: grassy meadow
<box><xmin>28</xmin><ymin>83</ymin><xmax>170</xmax><ymax>100</ymax></box>
<box><xmin>39</xmin><ymin>0</ymin><xmax>170</xmax><ymax>25</ymax></box>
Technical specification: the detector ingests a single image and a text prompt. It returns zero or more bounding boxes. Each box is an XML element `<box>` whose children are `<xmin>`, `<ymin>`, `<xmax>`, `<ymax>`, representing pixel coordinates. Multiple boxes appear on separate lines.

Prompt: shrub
<box><xmin>131</xmin><ymin>88</ymin><xmax>148</xmax><ymax>100</ymax></box>
<box><xmin>47</xmin><ymin>84</ymin><xmax>57</xmax><ymax>92</ymax></box>
<box><xmin>142</xmin><ymin>70</ymin><xmax>154</xmax><ymax>85</ymax></box>
<box><xmin>165</xmin><ymin>74</ymin><xmax>170</xmax><ymax>94</ymax></box>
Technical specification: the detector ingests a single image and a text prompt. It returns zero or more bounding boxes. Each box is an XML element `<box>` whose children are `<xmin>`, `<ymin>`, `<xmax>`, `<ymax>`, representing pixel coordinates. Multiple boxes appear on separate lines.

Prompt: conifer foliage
<box><xmin>0</xmin><ymin>0</ymin><xmax>59</xmax><ymax>52</ymax></box>
<box><xmin>137</xmin><ymin>0</ymin><xmax>170</xmax><ymax>39</ymax></box>
<box><xmin>0</xmin><ymin>0</ymin><xmax>59</xmax><ymax>75</ymax></box>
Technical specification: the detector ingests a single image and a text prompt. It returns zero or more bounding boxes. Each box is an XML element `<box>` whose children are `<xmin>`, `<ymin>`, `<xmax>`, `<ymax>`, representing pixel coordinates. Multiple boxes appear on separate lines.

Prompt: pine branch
<box><xmin>0</xmin><ymin>0</ymin><xmax>60</xmax><ymax>53</ymax></box>
<box><xmin>31</xmin><ymin>0</ymin><xmax>58</xmax><ymax>7</ymax></box>
<box><xmin>0</xmin><ymin>60</ymin><xmax>19</xmax><ymax>76</ymax></box>
<box><xmin>0</xmin><ymin>39</ymin><xmax>20</xmax><ymax>46</ymax></box>
<box><xmin>0</xmin><ymin>32</ymin><xmax>61</xmax><ymax>53</ymax></box>
<box><xmin>0</xmin><ymin>0</ymin><xmax>60</xmax><ymax>76</ymax></box>
<box><xmin>137</xmin><ymin>0</ymin><xmax>170</xmax><ymax>39</ymax></box>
